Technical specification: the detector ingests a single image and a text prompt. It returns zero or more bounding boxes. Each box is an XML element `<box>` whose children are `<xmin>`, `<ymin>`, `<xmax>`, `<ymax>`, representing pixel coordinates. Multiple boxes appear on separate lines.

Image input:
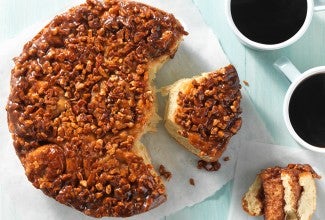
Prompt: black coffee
<box><xmin>289</xmin><ymin>74</ymin><xmax>325</xmax><ymax>148</ymax></box>
<box><xmin>231</xmin><ymin>0</ymin><xmax>307</xmax><ymax>44</ymax></box>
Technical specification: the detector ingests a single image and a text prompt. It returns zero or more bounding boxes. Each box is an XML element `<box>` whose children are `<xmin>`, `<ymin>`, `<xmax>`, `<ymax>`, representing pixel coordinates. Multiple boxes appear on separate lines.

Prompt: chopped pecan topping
<box><xmin>175</xmin><ymin>65</ymin><xmax>242</xmax><ymax>161</ymax></box>
<box><xmin>223</xmin><ymin>156</ymin><xmax>230</xmax><ymax>161</ymax></box>
<box><xmin>197</xmin><ymin>160</ymin><xmax>221</xmax><ymax>172</ymax></box>
<box><xmin>189</xmin><ymin>178</ymin><xmax>195</xmax><ymax>186</ymax></box>
<box><xmin>6</xmin><ymin>0</ymin><xmax>186</xmax><ymax>217</ymax></box>
<box><xmin>159</xmin><ymin>165</ymin><xmax>172</xmax><ymax>181</ymax></box>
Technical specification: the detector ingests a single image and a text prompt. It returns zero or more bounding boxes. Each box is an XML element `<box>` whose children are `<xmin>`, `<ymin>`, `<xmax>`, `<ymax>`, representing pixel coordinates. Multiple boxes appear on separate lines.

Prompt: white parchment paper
<box><xmin>229</xmin><ymin>141</ymin><xmax>325</xmax><ymax>220</ymax></box>
<box><xmin>0</xmin><ymin>0</ymin><xmax>272</xmax><ymax>219</ymax></box>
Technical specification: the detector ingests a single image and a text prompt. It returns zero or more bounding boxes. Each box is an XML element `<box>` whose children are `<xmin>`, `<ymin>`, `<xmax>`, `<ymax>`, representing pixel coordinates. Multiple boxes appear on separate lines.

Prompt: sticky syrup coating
<box><xmin>6</xmin><ymin>0</ymin><xmax>187</xmax><ymax>217</ymax></box>
<box><xmin>175</xmin><ymin>65</ymin><xmax>242</xmax><ymax>160</ymax></box>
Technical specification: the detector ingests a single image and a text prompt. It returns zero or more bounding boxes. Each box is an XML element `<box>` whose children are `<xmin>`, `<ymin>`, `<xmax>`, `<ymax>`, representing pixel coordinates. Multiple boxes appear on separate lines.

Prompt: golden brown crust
<box><xmin>6</xmin><ymin>0</ymin><xmax>187</xmax><ymax>217</ymax></box>
<box><xmin>286</xmin><ymin>164</ymin><xmax>321</xmax><ymax>179</ymax></box>
<box><xmin>174</xmin><ymin>65</ymin><xmax>242</xmax><ymax>161</ymax></box>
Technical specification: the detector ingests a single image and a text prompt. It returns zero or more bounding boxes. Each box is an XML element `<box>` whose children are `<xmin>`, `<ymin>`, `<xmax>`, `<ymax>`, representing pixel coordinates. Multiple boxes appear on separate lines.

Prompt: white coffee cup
<box><xmin>274</xmin><ymin>57</ymin><xmax>325</xmax><ymax>153</ymax></box>
<box><xmin>226</xmin><ymin>0</ymin><xmax>325</xmax><ymax>50</ymax></box>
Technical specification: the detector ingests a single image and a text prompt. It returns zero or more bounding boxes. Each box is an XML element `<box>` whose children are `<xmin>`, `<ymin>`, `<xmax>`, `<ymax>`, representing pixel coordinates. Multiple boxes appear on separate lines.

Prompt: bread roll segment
<box><xmin>164</xmin><ymin>65</ymin><xmax>242</xmax><ymax>162</ymax></box>
<box><xmin>242</xmin><ymin>164</ymin><xmax>320</xmax><ymax>220</ymax></box>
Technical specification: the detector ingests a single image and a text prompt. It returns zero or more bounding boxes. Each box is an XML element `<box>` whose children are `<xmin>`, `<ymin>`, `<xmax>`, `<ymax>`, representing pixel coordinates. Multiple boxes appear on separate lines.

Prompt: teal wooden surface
<box><xmin>1</xmin><ymin>0</ymin><xmax>324</xmax><ymax>219</ymax></box>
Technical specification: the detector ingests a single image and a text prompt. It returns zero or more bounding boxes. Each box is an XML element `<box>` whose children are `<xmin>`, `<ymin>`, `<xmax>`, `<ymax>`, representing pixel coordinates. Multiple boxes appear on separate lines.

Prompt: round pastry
<box><xmin>6</xmin><ymin>0</ymin><xmax>187</xmax><ymax>217</ymax></box>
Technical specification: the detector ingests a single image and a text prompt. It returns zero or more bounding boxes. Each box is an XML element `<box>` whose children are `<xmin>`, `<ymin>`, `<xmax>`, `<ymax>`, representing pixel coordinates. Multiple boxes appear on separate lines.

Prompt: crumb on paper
<box><xmin>243</xmin><ymin>80</ymin><xmax>249</xmax><ymax>86</ymax></box>
<box><xmin>197</xmin><ymin>160</ymin><xmax>221</xmax><ymax>171</ymax></box>
<box><xmin>223</xmin><ymin>156</ymin><xmax>230</xmax><ymax>161</ymax></box>
<box><xmin>189</xmin><ymin>178</ymin><xmax>195</xmax><ymax>186</ymax></box>
<box><xmin>159</xmin><ymin>165</ymin><xmax>172</xmax><ymax>181</ymax></box>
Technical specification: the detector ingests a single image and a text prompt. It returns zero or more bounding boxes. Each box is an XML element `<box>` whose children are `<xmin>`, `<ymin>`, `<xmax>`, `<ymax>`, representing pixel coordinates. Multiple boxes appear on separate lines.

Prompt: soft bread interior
<box><xmin>282</xmin><ymin>173</ymin><xmax>296</xmax><ymax>219</ymax></box>
<box><xmin>242</xmin><ymin>175</ymin><xmax>264</xmax><ymax>216</ymax></box>
<box><xmin>297</xmin><ymin>172</ymin><xmax>317</xmax><ymax>220</ymax></box>
<box><xmin>164</xmin><ymin>78</ymin><xmax>196</xmax><ymax>154</ymax></box>
<box><xmin>128</xmin><ymin>37</ymin><xmax>184</xmax><ymax>210</ymax></box>
<box><xmin>132</xmin><ymin>36</ymin><xmax>185</xmax><ymax>170</ymax></box>
<box><xmin>281</xmin><ymin>171</ymin><xmax>300</xmax><ymax>220</ymax></box>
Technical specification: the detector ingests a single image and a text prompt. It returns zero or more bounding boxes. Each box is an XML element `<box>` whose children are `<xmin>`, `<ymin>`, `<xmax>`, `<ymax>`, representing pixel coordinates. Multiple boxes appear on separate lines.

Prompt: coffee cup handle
<box><xmin>314</xmin><ymin>0</ymin><xmax>325</xmax><ymax>11</ymax></box>
<box><xmin>273</xmin><ymin>57</ymin><xmax>301</xmax><ymax>82</ymax></box>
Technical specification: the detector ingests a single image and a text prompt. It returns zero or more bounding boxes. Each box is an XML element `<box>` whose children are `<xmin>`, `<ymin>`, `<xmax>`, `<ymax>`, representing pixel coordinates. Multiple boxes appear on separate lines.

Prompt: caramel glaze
<box><xmin>6</xmin><ymin>0</ymin><xmax>187</xmax><ymax>217</ymax></box>
<box><xmin>175</xmin><ymin>65</ymin><xmax>242</xmax><ymax>161</ymax></box>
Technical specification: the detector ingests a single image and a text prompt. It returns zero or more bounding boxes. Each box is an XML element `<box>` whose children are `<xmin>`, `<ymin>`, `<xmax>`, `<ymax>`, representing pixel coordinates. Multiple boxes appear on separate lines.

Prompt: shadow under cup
<box><xmin>289</xmin><ymin>73</ymin><xmax>325</xmax><ymax>148</ymax></box>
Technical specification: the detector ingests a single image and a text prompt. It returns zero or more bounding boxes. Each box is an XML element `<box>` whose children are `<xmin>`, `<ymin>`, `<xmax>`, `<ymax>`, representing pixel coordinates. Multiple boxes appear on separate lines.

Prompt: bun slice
<box><xmin>242</xmin><ymin>164</ymin><xmax>320</xmax><ymax>220</ymax></box>
<box><xmin>164</xmin><ymin>65</ymin><xmax>242</xmax><ymax>162</ymax></box>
